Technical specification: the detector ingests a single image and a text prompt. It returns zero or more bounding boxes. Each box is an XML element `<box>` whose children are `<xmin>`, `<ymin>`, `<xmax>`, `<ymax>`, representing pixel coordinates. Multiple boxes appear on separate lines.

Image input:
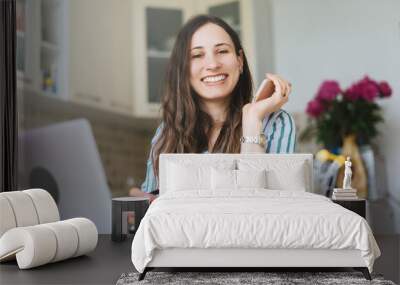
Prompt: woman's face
<box><xmin>189</xmin><ymin>23</ymin><xmax>243</xmax><ymax>103</ymax></box>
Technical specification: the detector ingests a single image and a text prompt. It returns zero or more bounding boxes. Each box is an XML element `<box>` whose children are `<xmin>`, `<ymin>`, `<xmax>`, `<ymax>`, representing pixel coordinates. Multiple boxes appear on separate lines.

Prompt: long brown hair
<box><xmin>152</xmin><ymin>15</ymin><xmax>253</xmax><ymax>178</ymax></box>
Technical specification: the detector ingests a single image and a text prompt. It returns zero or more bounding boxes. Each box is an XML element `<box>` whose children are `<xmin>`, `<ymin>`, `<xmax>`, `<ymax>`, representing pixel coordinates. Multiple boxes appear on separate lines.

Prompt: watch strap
<box><xmin>240</xmin><ymin>136</ymin><xmax>261</xmax><ymax>144</ymax></box>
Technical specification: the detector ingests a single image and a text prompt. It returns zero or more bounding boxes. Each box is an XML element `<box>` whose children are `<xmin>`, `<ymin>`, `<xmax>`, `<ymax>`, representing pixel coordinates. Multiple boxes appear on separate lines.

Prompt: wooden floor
<box><xmin>373</xmin><ymin>234</ymin><xmax>400</xmax><ymax>284</ymax></box>
<box><xmin>0</xmin><ymin>235</ymin><xmax>398</xmax><ymax>285</ymax></box>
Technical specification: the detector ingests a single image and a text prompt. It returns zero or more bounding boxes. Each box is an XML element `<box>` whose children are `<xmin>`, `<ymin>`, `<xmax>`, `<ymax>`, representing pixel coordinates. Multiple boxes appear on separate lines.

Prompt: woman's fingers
<box><xmin>286</xmin><ymin>83</ymin><xmax>292</xmax><ymax>97</ymax></box>
<box><xmin>267</xmin><ymin>73</ymin><xmax>291</xmax><ymax>97</ymax></box>
<box><xmin>277</xmin><ymin>76</ymin><xmax>287</xmax><ymax>97</ymax></box>
<box><xmin>248</xmin><ymin>73</ymin><xmax>291</xmax><ymax>119</ymax></box>
<box><xmin>266</xmin><ymin>73</ymin><xmax>282</xmax><ymax>97</ymax></box>
<box><xmin>281</xmin><ymin>79</ymin><xmax>291</xmax><ymax>97</ymax></box>
<box><xmin>244</xmin><ymin>74</ymin><xmax>291</xmax><ymax>122</ymax></box>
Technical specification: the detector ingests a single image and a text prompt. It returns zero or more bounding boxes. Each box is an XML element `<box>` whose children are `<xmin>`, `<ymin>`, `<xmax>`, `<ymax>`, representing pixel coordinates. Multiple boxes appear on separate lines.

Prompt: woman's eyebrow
<box><xmin>215</xmin><ymin>43</ymin><xmax>232</xmax><ymax>48</ymax></box>
<box><xmin>191</xmin><ymin>43</ymin><xmax>232</xmax><ymax>51</ymax></box>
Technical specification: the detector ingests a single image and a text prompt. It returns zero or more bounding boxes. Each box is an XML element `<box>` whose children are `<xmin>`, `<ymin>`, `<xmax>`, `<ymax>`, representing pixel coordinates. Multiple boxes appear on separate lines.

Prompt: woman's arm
<box><xmin>129</xmin><ymin>124</ymin><xmax>163</xmax><ymax>202</ymax></box>
<box><xmin>129</xmin><ymin>187</ymin><xmax>157</xmax><ymax>202</ymax></box>
<box><xmin>240</xmin><ymin>116</ymin><xmax>264</xmax><ymax>153</ymax></box>
<box><xmin>241</xmin><ymin>74</ymin><xmax>291</xmax><ymax>153</ymax></box>
<box><xmin>129</xmin><ymin>155</ymin><xmax>157</xmax><ymax>202</ymax></box>
<box><xmin>241</xmin><ymin>110</ymin><xmax>296</xmax><ymax>153</ymax></box>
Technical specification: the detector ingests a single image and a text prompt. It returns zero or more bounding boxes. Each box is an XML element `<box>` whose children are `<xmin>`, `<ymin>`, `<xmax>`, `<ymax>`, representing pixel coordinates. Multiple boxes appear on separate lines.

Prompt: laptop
<box><xmin>20</xmin><ymin>119</ymin><xmax>112</xmax><ymax>234</ymax></box>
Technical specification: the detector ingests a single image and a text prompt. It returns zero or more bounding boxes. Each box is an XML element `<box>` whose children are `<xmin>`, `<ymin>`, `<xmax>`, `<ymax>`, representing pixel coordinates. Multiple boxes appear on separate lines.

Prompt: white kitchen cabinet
<box><xmin>132</xmin><ymin>0</ymin><xmax>191</xmax><ymax>118</ymax></box>
<box><xmin>132</xmin><ymin>0</ymin><xmax>256</xmax><ymax>118</ymax></box>
<box><xmin>17</xmin><ymin>0</ymin><xmax>133</xmax><ymax>115</ymax></box>
<box><xmin>68</xmin><ymin>0</ymin><xmax>133</xmax><ymax>115</ymax></box>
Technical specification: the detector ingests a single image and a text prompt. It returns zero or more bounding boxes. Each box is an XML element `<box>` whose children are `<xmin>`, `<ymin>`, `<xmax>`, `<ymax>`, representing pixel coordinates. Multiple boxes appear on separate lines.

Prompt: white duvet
<box><xmin>131</xmin><ymin>190</ymin><xmax>380</xmax><ymax>273</ymax></box>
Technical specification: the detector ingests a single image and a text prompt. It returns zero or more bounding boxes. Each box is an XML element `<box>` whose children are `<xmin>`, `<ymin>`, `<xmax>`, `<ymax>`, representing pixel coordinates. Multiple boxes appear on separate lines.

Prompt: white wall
<box><xmin>255</xmin><ymin>0</ymin><xmax>400</xmax><ymax>231</ymax></box>
<box><xmin>252</xmin><ymin>0</ymin><xmax>275</xmax><ymax>85</ymax></box>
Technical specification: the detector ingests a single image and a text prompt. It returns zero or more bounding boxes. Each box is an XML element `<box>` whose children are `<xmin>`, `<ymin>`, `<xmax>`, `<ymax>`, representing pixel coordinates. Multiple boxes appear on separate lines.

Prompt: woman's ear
<box><xmin>238</xmin><ymin>50</ymin><xmax>244</xmax><ymax>73</ymax></box>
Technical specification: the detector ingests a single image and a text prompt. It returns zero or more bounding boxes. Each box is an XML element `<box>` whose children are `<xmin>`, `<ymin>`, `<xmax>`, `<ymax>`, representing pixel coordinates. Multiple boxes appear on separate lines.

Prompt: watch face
<box><xmin>260</xmin><ymin>134</ymin><xmax>267</xmax><ymax>146</ymax></box>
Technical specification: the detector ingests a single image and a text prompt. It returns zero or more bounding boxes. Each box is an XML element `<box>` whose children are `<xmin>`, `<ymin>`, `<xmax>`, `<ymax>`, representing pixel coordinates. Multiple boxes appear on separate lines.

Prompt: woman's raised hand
<box><xmin>243</xmin><ymin>73</ymin><xmax>291</xmax><ymax>122</ymax></box>
<box><xmin>242</xmin><ymin>73</ymin><xmax>291</xmax><ymax>136</ymax></box>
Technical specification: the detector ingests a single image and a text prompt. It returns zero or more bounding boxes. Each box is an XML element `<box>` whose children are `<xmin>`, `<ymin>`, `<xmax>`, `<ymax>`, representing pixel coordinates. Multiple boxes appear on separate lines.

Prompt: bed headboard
<box><xmin>159</xmin><ymin>153</ymin><xmax>314</xmax><ymax>195</ymax></box>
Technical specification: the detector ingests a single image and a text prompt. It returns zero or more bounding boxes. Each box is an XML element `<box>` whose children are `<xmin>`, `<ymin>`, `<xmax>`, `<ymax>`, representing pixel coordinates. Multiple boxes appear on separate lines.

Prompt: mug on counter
<box><xmin>111</xmin><ymin>197</ymin><xmax>150</xmax><ymax>242</ymax></box>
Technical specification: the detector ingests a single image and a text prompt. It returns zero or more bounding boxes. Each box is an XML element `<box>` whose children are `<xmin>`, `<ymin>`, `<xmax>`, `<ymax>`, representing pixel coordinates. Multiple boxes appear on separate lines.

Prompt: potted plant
<box><xmin>301</xmin><ymin>76</ymin><xmax>393</xmax><ymax>198</ymax></box>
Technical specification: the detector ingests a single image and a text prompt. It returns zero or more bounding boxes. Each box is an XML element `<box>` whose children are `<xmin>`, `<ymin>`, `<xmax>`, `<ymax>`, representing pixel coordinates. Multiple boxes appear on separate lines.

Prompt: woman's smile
<box><xmin>201</xmin><ymin>74</ymin><xmax>228</xmax><ymax>85</ymax></box>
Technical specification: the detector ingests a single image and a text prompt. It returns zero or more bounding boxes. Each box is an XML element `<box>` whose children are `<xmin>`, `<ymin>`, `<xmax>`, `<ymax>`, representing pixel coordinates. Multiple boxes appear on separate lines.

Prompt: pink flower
<box><xmin>306</xmin><ymin>99</ymin><xmax>324</xmax><ymax>118</ymax></box>
<box><xmin>359</xmin><ymin>76</ymin><xmax>379</xmax><ymax>101</ymax></box>
<box><xmin>316</xmin><ymin>81</ymin><xmax>341</xmax><ymax>102</ymax></box>
<box><xmin>344</xmin><ymin>84</ymin><xmax>361</xmax><ymax>101</ymax></box>
<box><xmin>362</xmin><ymin>83</ymin><xmax>379</xmax><ymax>102</ymax></box>
<box><xmin>379</xmin><ymin>81</ymin><xmax>392</xmax><ymax>97</ymax></box>
<box><xmin>344</xmin><ymin>76</ymin><xmax>379</xmax><ymax>102</ymax></box>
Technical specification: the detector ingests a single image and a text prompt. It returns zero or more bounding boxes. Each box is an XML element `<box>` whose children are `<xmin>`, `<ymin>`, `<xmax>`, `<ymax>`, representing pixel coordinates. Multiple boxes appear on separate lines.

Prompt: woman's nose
<box><xmin>205</xmin><ymin>54</ymin><xmax>221</xmax><ymax>70</ymax></box>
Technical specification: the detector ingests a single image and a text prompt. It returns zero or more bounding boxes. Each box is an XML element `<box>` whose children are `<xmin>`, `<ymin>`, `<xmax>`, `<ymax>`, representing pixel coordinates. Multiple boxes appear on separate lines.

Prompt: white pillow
<box><xmin>167</xmin><ymin>162</ymin><xmax>211</xmax><ymax>191</ymax></box>
<box><xmin>211</xmin><ymin>168</ymin><xmax>236</xmax><ymax>190</ymax></box>
<box><xmin>211</xmin><ymin>168</ymin><xmax>268</xmax><ymax>190</ymax></box>
<box><xmin>266</xmin><ymin>163</ymin><xmax>306</xmax><ymax>191</ymax></box>
<box><xmin>236</xmin><ymin>169</ymin><xmax>268</xmax><ymax>189</ymax></box>
<box><xmin>238</xmin><ymin>159</ymin><xmax>307</xmax><ymax>191</ymax></box>
<box><xmin>166</xmin><ymin>158</ymin><xmax>236</xmax><ymax>192</ymax></box>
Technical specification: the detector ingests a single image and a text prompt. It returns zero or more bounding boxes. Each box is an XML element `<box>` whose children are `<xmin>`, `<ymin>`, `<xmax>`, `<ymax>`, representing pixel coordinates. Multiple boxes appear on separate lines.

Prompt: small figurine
<box><xmin>343</xmin><ymin>156</ymin><xmax>352</xmax><ymax>189</ymax></box>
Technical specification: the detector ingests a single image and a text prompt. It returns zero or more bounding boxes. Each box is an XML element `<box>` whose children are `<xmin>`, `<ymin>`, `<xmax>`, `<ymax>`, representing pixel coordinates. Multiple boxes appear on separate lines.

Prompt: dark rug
<box><xmin>116</xmin><ymin>271</ymin><xmax>396</xmax><ymax>285</ymax></box>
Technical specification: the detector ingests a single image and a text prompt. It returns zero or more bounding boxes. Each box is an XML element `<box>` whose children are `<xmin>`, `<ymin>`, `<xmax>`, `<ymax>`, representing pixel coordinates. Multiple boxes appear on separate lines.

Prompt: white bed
<box><xmin>131</xmin><ymin>154</ymin><xmax>380</xmax><ymax>280</ymax></box>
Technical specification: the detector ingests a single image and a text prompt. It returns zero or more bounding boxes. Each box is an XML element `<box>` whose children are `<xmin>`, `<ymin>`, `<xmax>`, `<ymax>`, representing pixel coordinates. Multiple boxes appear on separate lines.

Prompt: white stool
<box><xmin>0</xmin><ymin>189</ymin><xmax>98</xmax><ymax>269</ymax></box>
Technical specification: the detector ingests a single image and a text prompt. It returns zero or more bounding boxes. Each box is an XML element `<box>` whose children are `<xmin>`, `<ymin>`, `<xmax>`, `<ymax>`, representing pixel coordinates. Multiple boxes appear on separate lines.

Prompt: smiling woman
<box><xmin>128</xmin><ymin>15</ymin><xmax>295</xmax><ymax>199</ymax></box>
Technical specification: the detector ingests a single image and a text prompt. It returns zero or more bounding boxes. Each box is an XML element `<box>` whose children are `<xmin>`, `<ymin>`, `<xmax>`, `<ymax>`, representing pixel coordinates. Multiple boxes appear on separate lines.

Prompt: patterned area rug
<box><xmin>116</xmin><ymin>271</ymin><xmax>396</xmax><ymax>285</ymax></box>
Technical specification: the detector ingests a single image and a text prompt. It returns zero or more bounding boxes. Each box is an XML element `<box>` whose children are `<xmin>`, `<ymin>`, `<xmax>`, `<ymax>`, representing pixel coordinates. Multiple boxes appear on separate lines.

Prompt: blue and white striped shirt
<box><xmin>141</xmin><ymin>109</ymin><xmax>296</xmax><ymax>193</ymax></box>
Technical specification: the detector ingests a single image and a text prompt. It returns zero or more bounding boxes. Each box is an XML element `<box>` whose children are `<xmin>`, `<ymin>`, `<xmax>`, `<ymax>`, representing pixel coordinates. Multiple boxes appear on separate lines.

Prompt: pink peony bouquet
<box><xmin>303</xmin><ymin>76</ymin><xmax>392</xmax><ymax>149</ymax></box>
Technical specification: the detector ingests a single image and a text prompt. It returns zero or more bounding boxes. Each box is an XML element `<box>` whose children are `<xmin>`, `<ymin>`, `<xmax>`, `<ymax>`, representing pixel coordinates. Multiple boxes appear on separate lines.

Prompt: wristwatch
<box><xmin>240</xmin><ymin>133</ymin><xmax>267</xmax><ymax>148</ymax></box>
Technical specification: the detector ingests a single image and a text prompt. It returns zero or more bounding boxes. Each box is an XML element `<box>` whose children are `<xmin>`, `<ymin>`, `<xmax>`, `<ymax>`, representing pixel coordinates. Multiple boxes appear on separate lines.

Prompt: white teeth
<box><xmin>203</xmin><ymin>75</ymin><xmax>226</xmax><ymax>83</ymax></box>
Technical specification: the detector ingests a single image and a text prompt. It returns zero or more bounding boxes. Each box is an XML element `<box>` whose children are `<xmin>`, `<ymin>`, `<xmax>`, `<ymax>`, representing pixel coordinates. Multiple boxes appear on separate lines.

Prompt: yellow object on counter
<box><xmin>316</xmin><ymin>149</ymin><xmax>346</xmax><ymax>166</ymax></box>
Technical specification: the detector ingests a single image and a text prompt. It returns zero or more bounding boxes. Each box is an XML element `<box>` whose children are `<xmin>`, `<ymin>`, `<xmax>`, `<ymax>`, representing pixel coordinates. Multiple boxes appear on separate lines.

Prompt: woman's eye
<box><xmin>191</xmin><ymin>54</ymin><xmax>202</xmax><ymax>59</ymax></box>
<box><xmin>218</xmin><ymin>49</ymin><xmax>229</xmax><ymax>54</ymax></box>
